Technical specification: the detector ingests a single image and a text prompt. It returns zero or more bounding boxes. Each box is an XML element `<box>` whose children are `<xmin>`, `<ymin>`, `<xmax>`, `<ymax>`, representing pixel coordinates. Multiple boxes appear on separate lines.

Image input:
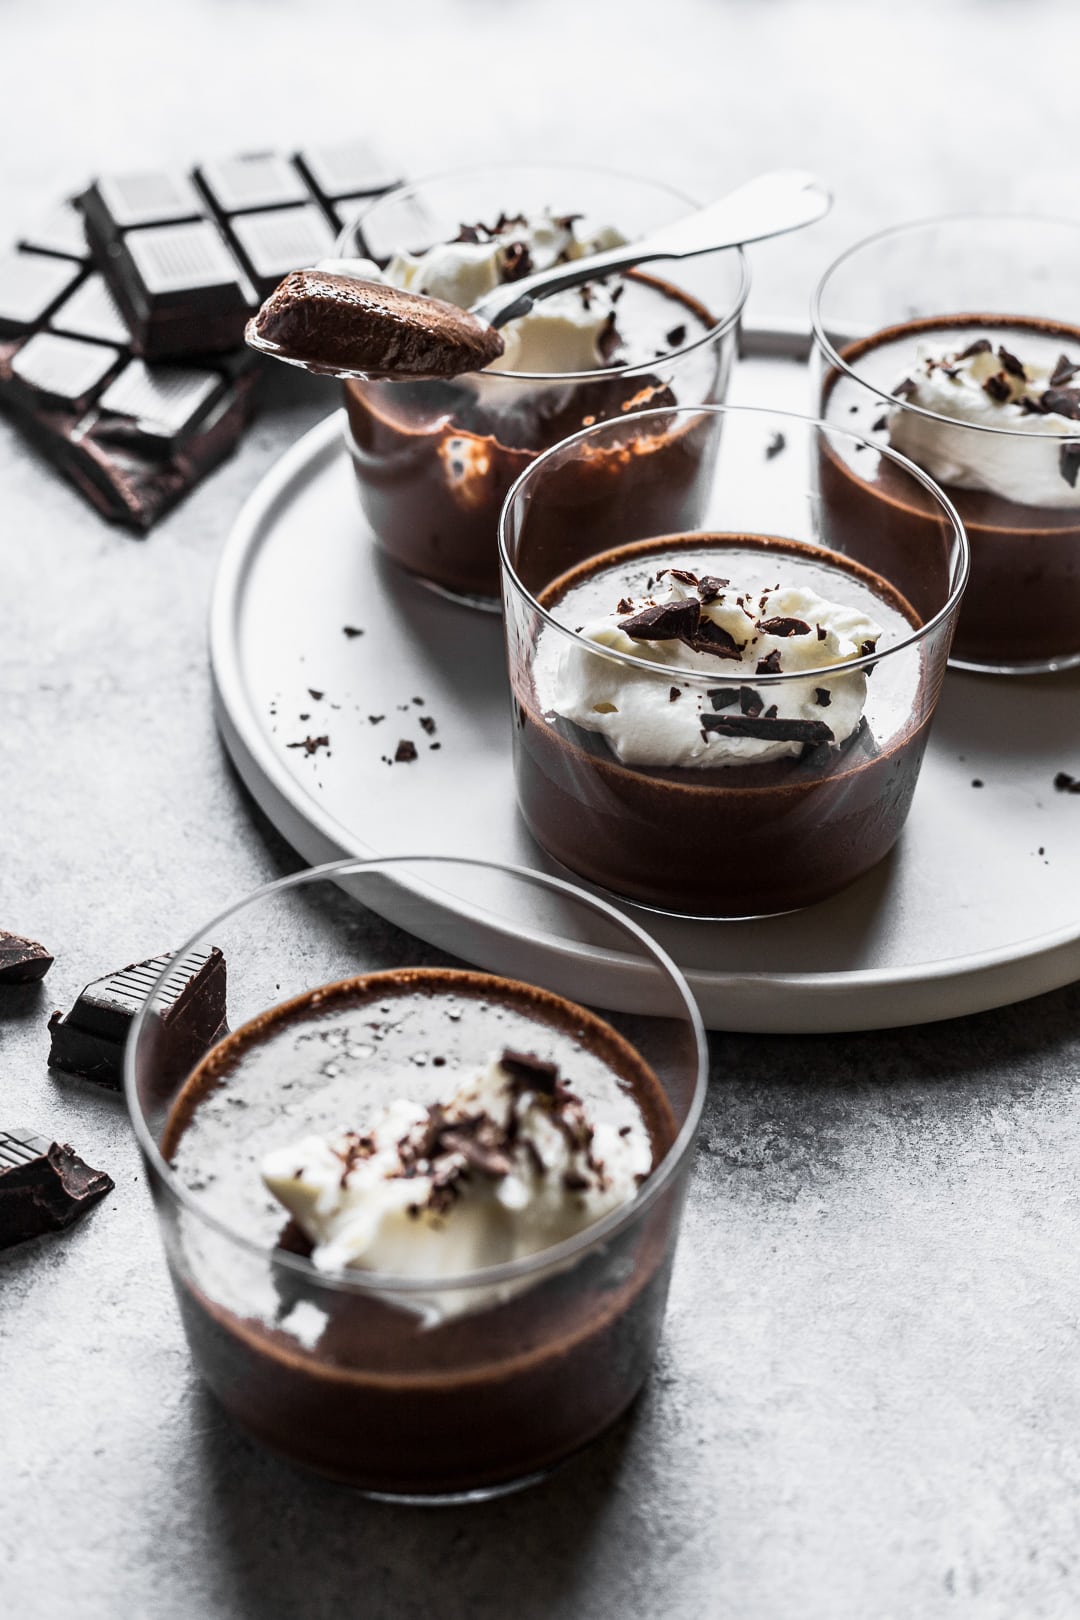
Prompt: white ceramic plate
<box><xmin>209</xmin><ymin>327</ymin><xmax>1080</xmax><ymax>1032</ymax></box>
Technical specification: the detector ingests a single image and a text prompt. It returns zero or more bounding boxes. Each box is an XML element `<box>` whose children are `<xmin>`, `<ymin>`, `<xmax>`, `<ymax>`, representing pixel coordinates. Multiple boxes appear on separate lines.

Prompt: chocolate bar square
<box><xmin>0</xmin><ymin>252</ymin><xmax>83</xmax><ymax>335</ymax></box>
<box><xmin>0</xmin><ymin>1127</ymin><xmax>113</xmax><ymax>1249</ymax></box>
<box><xmin>197</xmin><ymin>153</ymin><xmax>310</xmax><ymax>215</ymax></box>
<box><xmin>296</xmin><ymin>138</ymin><xmax>400</xmax><ymax>203</ymax></box>
<box><xmin>10</xmin><ymin>332</ymin><xmax>123</xmax><ymax>409</ymax></box>
<box><xmin>50</xmin><ymin>273</ymin><xmax>130</xmax><ymax>346</ymax></box>
<box><xmin>229</xmin><ymin>205</ymin><xmax>337</xmax><ymax>291</ymax></box>
<box><xmin>94</xmin><ymin>170</ymin><xmax>205</xmax><ymax>229</ymax></box>
<box><xmin>95</xmin><ymin>359</ymin><xmax>223</xmax><ymax>446</ymax></box>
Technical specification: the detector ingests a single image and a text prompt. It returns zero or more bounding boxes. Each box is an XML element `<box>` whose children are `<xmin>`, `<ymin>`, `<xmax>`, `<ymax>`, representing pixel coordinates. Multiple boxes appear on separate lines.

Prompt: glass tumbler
<box><xmin>337</xmin><ymin>164</ymin><xmax>749</xmax><ymax>608</ymax></box>
<box><xmin>125</xmin><ymin>856</ymin><xmax>707</xmax><ymax>1503</ymax></box>
<box><xmin>811</xmin><ymin>214</ymin><xmax>1080</xmax><ymax>674</ymax></box>
<box><xmin>499</xmin><ymin>404</ymin><xmax>969</xmax><ymax>920</ymax></box>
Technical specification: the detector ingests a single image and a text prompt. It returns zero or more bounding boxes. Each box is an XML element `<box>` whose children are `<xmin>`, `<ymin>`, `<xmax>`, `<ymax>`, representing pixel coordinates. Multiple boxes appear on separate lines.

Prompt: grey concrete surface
<box><xmin>2</xmin><ymin>1</ymin><xmax>1080</xmax><ymax>1616</ymax></box>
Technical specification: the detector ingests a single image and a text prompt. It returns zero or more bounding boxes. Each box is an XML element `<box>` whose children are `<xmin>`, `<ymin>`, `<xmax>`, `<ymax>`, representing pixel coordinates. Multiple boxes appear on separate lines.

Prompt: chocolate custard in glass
<box><xmin>336</xmin><ymin>165</ymin><xmax>749</xmax><ymax>607</ymax></box>
<box><xmin>812</xmin><ymin>214</ymin><xmax>1080</xmax><ymax>674</ymax></box>
<box><xmin>500</xmin><ymin>406</ymin><xmax>968</xmax><ymax>919</ymax></box>
<box><xmin>125</xmin><ymin>858</ymin><xmax>706</xmax><ymax>1502</ymax></box>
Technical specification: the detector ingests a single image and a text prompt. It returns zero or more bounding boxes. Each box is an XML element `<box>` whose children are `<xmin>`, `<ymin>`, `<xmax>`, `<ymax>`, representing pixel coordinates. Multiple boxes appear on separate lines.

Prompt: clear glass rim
<box><xmin>811</xmin><ymin>209</ymin><xmax>1080</xmax><ymax>441</ymax></box>
<box><xmin>497</xmin><ymin>402</ymin><xmax>971</xmax><ymax>686</ymax></box>
<box><xmin>123</xmin><ymin>854</ymin><xmax>709</xmax><ymax>1298</ymax></box>
<box><xmin>335</xmin><ymin>160</ymin><xmax>751</xmax><ymax>384</ymax></box>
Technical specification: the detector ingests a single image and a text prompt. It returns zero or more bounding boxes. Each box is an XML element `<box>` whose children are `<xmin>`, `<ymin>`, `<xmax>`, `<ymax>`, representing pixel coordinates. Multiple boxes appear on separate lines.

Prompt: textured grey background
<box><xmin>3</xmin><ymin>1</ymin><xmax>1080</xmax><ymax>1616</ymax></box>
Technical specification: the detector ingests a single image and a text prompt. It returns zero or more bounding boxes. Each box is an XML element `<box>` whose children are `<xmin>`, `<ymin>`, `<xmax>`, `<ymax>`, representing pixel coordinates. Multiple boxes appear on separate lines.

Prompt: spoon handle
<box><xmin>472</xmin><ymin>169</ymin><xmax>831</xmax><ymax>331</ymax></box>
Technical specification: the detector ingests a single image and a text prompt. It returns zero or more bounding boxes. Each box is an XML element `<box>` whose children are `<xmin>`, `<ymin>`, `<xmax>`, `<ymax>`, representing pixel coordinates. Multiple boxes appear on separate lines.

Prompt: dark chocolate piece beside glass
<box><xmin>0</xmin><ymin>931</ymin><xmax>53</xmax><ymax>984</ymax></box>
<box><xmin>79</xmin><ymin>141</ymin><xmax>400</xmax><ymax>360</ymax></box>
<box><xmin>48</xmin><ymin>947</ymin><xmax>227</xmax><ymax>1091</ymax></box>
<box><xmin>0</xmin><ymin>1127</ymin><xmax>113</xmax><ymax>1250</ymax></box>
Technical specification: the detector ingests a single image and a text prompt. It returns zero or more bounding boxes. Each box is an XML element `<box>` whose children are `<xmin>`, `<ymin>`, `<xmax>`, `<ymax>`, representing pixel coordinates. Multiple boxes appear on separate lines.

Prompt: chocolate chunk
<box><xmin>1050</xmin><ymin>354</ymin><xmax>1080</xmax><ymax>387</ymax></box>
<box><xmin>739</xmin><ymin>686</ymin><xmax>764</xmax><ymax>718</ymax></box>
<box><xmin>668</xmin><ymin>686</ymin><xmax>682</xmax><ymax>702</ymax></box>
<box><xmin>1043</xmin><ymin>387</ymin><xmax>1080</xmax><ymax>421</ymax></box>
<box><xmin>764</xmin><ymin>431</ymin><xmax>786</xmax><ymax>460</ymax></box>
<box><xmin>618</xmin><ymin>598</ymin><xmax>700</xmax><ymax>641</ymax></box>
<box><xmin>756</xmin><ymin>650</ymin><xmax>782</xmax><ymax>675</ymax></box>
<box><xmin>815</xmin><ymin>687</ymin><xmax>832</xmax><ymax>706</ymax></box>
<box><xmin>860</xmin><ymin>640</ymin><xmax>878</xmax><ymax>658</ymax></box>
<box><xmin>394</xmin><ymin>739</ymin><xmax>418</xmax><ymax>762</ymax></box>
<box><xmin>667</xmin><ymin>568</ymin><xmax>699</xmax><ymax>586</ymax></box>
<box><xmin>0</xmin><ymin>1129</ymin><xmax>113</xmax><ymax>1249</ymax></box>
<box><xmin>893</xmin><ymin>377</ymin><xmax>916</xmax><ymax>400</ymax></box>
<box><xmin>1061</xmin><ymin>444</ymin><xmax>1080</xmax><ymax>488</ymax></box>
<box><xmin>249</xmin><ymin>269</ymin><xmax>505</xmax><ymax>381</ymax></box>
<box><xmin>997</xmin><ymin>345</ymin><xmax>1026</xmax><ymax>379</ymax></box>
<box><xmin>702</xmin><ymin>713</ymin><xmax>835</xmax><ymax>746</ymax></box>
<box><xmin>48</xmin><ymin>946</ymin><xmax>226</xmax><ymax>1091</ymax></box>
<box><xmin>1054</xmin><ymin>771</ymin><xmax>1080</xmax><ymax>793</ymax></box>
<box><xmin>501</xmin><ymin>241</ymin><xmax>533</xmax><ymax>282</ymax></box>
<box><xmin>0</xmin><ymin>932</ymin><xmax>53</xmax><ymax>984</ymax></box>
<box><xmin>983</xmin><ymin>373</ymin><xmax>1012</xmax><ymax>403</ymax></box>
<box><xmin>499</xmin><ymin>1049</ymin><xmax>559</xmax><ymax>1095</ymax></box>
<box><xmin>665</xmin><ymin>324</ymin><xmax>687</xmax><ymax>348</ymax></box>
<box><xmin>708</xmin><ymin>687</ymin><xmax>740</xmax><ymax>710</ymax></box>
<box><xmin>418</xmin><ymin>715</ymin><xmax>437</xmax><ymax>735</ymax></box>
<box><xmin>871</xmin><ymin>414</ymin><xmax>888</xmax><ymax>433</ymax></box>
<box><xmin>816</xmin><ymin>624</ymin><xmax>826</xmax><ymax>641</ymax></box>
<box><xmin>757</xmin><ymin>616</ymin><xmax>811</xmax><ymax>638</ymax></box>
<box><xmin>956</xmin><ymin>338</ymin><xmax>992</xmax><ymax>360</ymax></box>
<box><xmin>681</xmin><ymin>619</ymin><xmax>742</xmax><ymax>660</ymax></box>
<box><xmin>343</xmin><ymin>625</ymin><xmax>364</xmax><ymax>638</ymax></box>
<box><xmin>696</xmin><ymin>575</ymin><xmax>728</xmax><ymax>603</ymax></box>
<box><xmin>616</xmin><ymin>597</ymin><xmax>634</xmax><ymax>614</ymax></box>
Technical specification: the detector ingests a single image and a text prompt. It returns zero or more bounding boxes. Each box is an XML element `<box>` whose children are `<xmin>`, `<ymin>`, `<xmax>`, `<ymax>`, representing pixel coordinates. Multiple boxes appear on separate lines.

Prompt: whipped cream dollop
<box><xmin>886</xmin><ymin>337</ymin><xmax>1080</xmax><ymax>508</ymax></box>
<box><xmin>536</xmin><ymin>568</ymin><xmax>883</xmax><ymax>768</ymax></box>
<box><xmin>261</xmin><ymin>1049</ymin><xmax>651</xmax><ymax>1290</ymax></box>
<box><xmin>320</xmin><ymin>209</ymin><xmax>629</xmax><ymax>375</ymax></box>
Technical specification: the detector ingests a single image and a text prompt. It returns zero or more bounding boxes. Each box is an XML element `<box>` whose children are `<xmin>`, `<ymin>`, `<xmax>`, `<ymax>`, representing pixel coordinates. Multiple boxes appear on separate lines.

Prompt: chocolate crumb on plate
<box><xmin>971</xmin><ymin>778</ymin><xmax>984</xmax><ymax>789</ymax></box>
<box><xmin>0</xmin><ymin>931</ymin><xmax>53</xmax><ymax>984</ymax></box>
<box><xmin>286</xmin><ymin>734</ymin><xmax>329</xmax><ymax>755</ymax></box>
<box><xmin>343</xmin><ymin>625</ymin><xmax>364</xmax><ymax>638</ymax></box>
<box><xmin>419</xmin><ymin>715</ymin><xmax>436</xmax><ymax>735</ymax></box>
<box><xmin>1053</xmin><ymin>771</ymin><xmax>1080</xmax><ymax>793</ymax></box>
<box><xmin>395</xmin><ymin>739</ymin><xmax>418</xmax><ymax>763</ymax></box>
<box><xmin>0</xmin><ymin>1128</ymin><xmax>113</xmax><ymax>1249</ymax></box>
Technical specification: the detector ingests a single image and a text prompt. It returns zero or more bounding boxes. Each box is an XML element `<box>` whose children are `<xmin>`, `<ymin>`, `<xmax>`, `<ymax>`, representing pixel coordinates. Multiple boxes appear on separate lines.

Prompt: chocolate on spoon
<box><xmin>246</xmin><ymin>269</ymin><xmax>505</xmax><ymax>381</ymax></box>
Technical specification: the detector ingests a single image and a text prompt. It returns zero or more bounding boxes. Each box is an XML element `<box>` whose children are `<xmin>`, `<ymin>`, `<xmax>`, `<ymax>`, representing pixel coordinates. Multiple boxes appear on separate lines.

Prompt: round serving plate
<box><xmin>209</xmin><ymin>325</ymin><xmax>1080</xmax><ymax>1032</ymax></box>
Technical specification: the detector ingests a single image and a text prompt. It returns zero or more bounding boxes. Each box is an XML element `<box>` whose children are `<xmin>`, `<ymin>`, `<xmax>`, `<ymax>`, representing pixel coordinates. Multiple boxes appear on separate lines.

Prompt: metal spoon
<box><xmin>470</xmin><ymin>169</ymin><xmax>832</xmax><ymax>331</ymax></box>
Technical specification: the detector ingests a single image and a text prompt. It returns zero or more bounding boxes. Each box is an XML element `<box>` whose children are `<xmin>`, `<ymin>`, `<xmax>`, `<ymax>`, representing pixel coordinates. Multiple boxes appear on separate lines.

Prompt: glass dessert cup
<box><xmin>337</xmin><ymin>164</ymin><xmax>750</xmax><ymax>609</ymax></box>
<box><xmin>811</xmin><ymin>214</ymin><xmax>1080</xmax><ymax>676</ymax></box>
<box><xmin>499</xmin><ymin>405</ymin><xmax>968</xmax><ymax>921</ymax></box>
<box><xmin>124</xmin><ymin>857</ymin><xmax>707</xmax><ymax>1504</ymax></box>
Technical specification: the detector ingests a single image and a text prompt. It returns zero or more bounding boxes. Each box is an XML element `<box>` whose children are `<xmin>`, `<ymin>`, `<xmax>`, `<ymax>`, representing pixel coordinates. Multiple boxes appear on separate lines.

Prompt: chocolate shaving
<box><xmin>707</xmin><ymin>687</ymin><xmax>741</xmax><ymax>710</ymax></box>
<box><xmin>669</xmin><ymin>686</ymin><xmax>682</xmax><ymax>702</ymax></box>
<box><xmin>983</xmin><ymin>373</ymin><xmax>1012</xmax><ymax>403</ymax></box>
<box><xmin>756</xmin><ymin>650</ymin><xmax>782</xmax><ymax>675</ymax></box>
<box><xmin>997</xmin><ymin>345</ymin><xmax>1026</xmax><ymax>379</ymax></box>
<box><xmin>499</xmin><ymin>1049</ymin><xmax>559</xmax><ymax>1095</ymax></box>
<box><xmin>816</xmin><ymin>624</ymin><xmax>826</xmax><ymax>641</ymax></box>
<box><xmin>665</xmin><ymin>324</ymin><xmax>687</xmax><ymax>348</ymax></box>
<box><xmin>1050</xmin><ymin>354</ymin><xmax>1080</xmax><ymax>387</ymax></box>
<box><xmin>757</xmin><ymin>616</ymin><xmax>811</xmax><ymax>638</ymax></box>
<box><xmin>815</xmin><ymin>687</ymin><xmax>832</xmax><ymax>707</ymax></box>
<box><xmin>765</xmin><ymin>431</ymin><xmax>786</xmax><ymax>460</ymax></box>
<box><xmin>668</xmin><ymin>568</ymin><xmax>699</xmax><ymax>586</ymax></box>
<box><xmin>696</xmin><ymin>575</ymin><xmax>728</xmax><ymax>603</ymax></box>
<box><xmin>859</xmin><ymin>639</ymin><xmax>878</xmax><ymax>659</ymax></box>
<box><xmin>957</xmin><ymin>338</ymin><xmax>992</xmax><ymax>359</ymax></box>
<box><xmin>1060</xmin><ymin>444</ymin><xmax>1080</xmax><ymax>488</ymax></box>
<box><xmin>616</xmin><ymin>597</ymin><xmax>634</xmax><ymax>615</ymax></box>
<box><xmin>739</xmin><ymin>686</ymin><xmax>764</xmax><ymax>718</ymax></box>
<box><xmin>893</xmin><ymin>377</ymin><xmax>916</xmax><ymax>400</ymax></box>
<box><xmin>683</xmin><ymin>619</ymin><xmax>742</xmax><ymax>660</ymax></box>
<box><xmin>871</xmin><ymin>415</ymin><xmax>888</xmax><ymax>433</ymax></box>
<box><xmin>501</xmin><ymin>241</ymin><xmax>534</xmax><ymax>282</ymax></box>
<box><xmin>343</xmin><ymin>625</ymin><xmax>364</xmax><ymax>638</ymax></box>
<box><xmin>618</xmin><ymin>599</ymin><xmax>700</xmax><ymax>641</ymax></box>
<box><xmin>418</xmin><ymin>716</ymin><xmax>437</xmax><ymax>735</ymax></box>
<box><xmin>702</xmin><ymin>713</ymin><xmax>835</xmax><ymax>746</ymax></box>
<box><xmin>1042</xmin><ymin>388</ymin><xmax>1080</xmax><ymax>421</ymax></box>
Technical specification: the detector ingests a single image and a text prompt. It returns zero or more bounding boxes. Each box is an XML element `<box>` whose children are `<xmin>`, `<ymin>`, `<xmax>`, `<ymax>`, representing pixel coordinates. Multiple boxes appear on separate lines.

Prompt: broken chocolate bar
<box><xmin>0</xmin><ymin>931</ymin><xmax>53</xmax><ymax>984</ymax></box>
<box><xmin>0</xmin><ymin>1128</ymin><xmax>113</xmax><ymax>1250</ymax></box>
<box><xmin>48</xmin><ymin>946</ymin><xmax>226</xmax><ymax>1091</ymax></box>
<box><xmin>78</xmin><ymin>140</ymin><xmax>400</xmax><ymax>360</ymax></box>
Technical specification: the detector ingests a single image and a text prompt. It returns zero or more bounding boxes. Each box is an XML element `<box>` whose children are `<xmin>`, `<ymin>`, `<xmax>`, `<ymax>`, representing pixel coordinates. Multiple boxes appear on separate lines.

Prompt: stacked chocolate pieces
<box><xmin>0</xmin><ymin>139</ymin><xmax>398</xmax><ymax>530</ymax></box>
